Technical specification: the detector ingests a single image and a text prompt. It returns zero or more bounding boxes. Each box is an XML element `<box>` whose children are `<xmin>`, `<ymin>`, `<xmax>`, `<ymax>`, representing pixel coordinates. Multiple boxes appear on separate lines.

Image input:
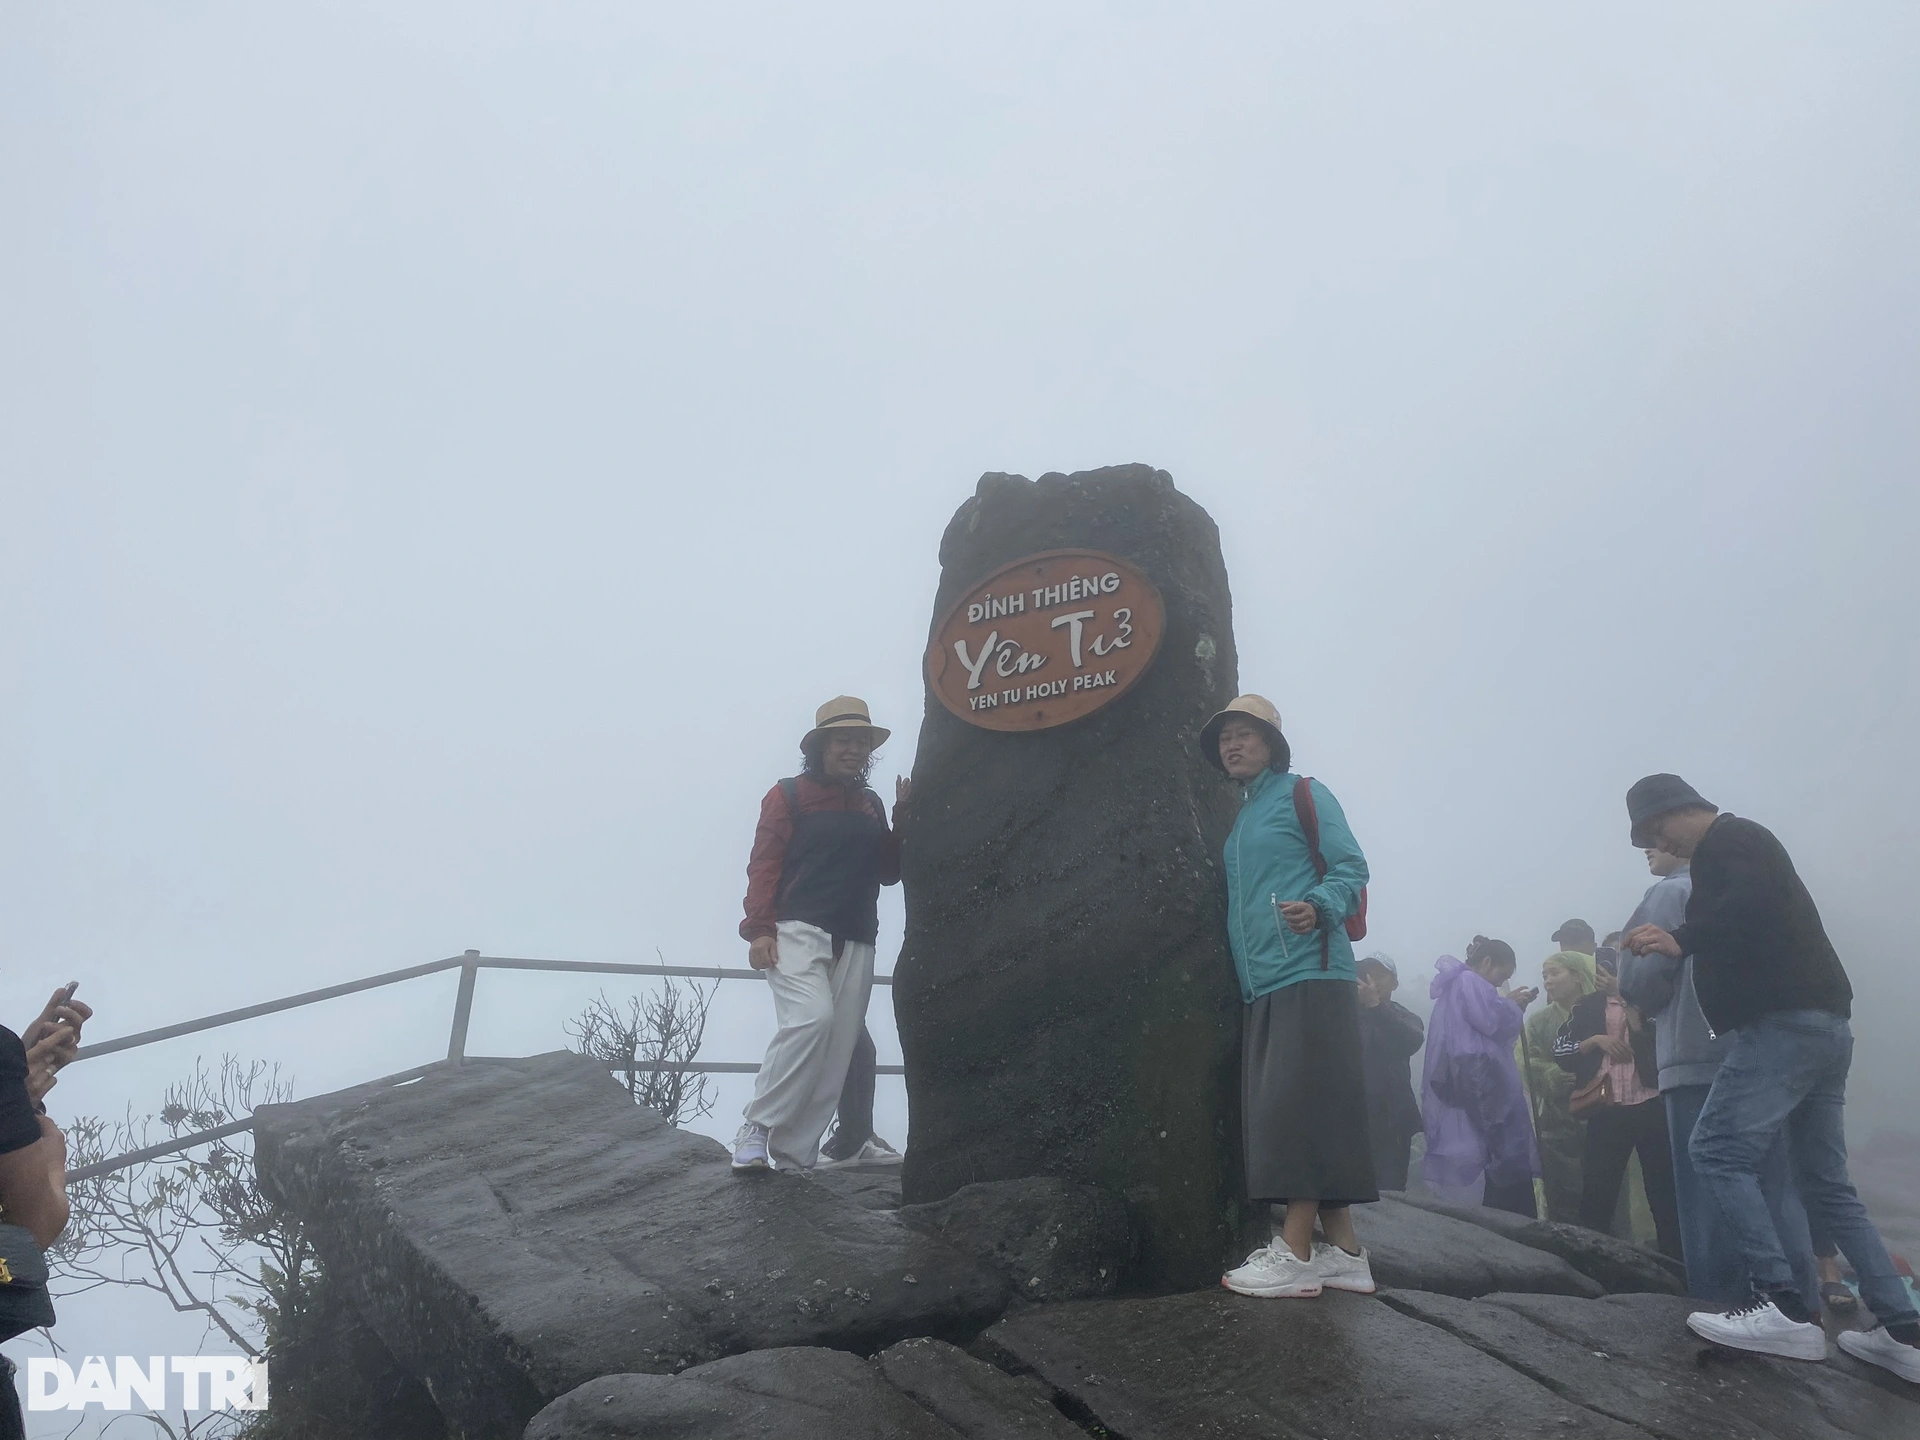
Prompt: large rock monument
<box><xmin>895</xmin><ymin>464</ymin><xmax>1254</xmax><ymax>1289</ymax></box>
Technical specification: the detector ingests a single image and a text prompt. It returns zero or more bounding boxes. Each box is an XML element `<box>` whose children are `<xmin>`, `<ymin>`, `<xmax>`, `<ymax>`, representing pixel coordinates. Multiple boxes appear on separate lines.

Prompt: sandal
<box><xmin>1820</xmin><ymin>1279</ymin><xmax>1858</xmax><ymax>1310</ymax></box>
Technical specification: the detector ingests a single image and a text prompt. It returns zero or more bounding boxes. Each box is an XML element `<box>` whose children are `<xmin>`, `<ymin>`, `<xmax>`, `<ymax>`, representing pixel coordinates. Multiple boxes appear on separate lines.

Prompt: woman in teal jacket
<box><xmin>1204</xmin><ymin>694</ymin><xmax>1377</xmax><ymax>1301</ymax></box>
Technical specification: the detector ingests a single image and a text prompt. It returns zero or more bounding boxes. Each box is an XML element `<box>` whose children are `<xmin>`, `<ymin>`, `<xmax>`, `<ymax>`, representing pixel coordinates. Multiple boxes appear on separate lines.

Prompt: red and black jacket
<box><xmin>741</xmin><ymin>774</ymin><xmax>903</xmax><ymax>946</ymax></box>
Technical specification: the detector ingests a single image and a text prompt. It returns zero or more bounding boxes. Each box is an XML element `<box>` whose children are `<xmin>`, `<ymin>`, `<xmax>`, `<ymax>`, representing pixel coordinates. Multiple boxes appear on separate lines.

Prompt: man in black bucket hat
<box><xmin>1622</xmin><ymin>775</ymin><xmax>1918</xmax><ymax>1383</ymax></box>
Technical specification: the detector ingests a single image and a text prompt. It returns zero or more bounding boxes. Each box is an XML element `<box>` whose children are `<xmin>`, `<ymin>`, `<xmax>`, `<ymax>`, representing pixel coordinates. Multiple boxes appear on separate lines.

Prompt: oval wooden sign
<box><xmin>926</xmin><ymin>549</ymin><xmax>1166</xmax><ymax>731</ymax></box>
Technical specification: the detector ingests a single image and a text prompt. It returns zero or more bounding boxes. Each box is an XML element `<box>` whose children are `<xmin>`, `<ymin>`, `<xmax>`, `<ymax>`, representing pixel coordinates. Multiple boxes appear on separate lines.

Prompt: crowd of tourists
<box><xmin>731</xmin><ymin>692</ymin><xmax>1919</xmax><ymax>1388</ymax></box>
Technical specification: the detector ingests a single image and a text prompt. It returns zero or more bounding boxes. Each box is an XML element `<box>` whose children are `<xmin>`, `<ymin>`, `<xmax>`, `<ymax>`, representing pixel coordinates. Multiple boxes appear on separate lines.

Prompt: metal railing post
<box><xmin>447</xmin><ymin>950</ymin><xmax>480</xmax><ymax>1065</ymax></box>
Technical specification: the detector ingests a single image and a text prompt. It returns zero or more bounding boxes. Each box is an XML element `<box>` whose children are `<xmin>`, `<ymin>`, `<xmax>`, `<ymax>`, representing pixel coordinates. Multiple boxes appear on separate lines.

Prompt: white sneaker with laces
<box><xmin>730</xmin><ymin>1123</ymin><xmax>771</xmax><ymax>1172</ymax></box>
<box><xmin>1836</xmin><ymin>1326</ymin><xmax>1920</xmax><ymax>1384</ymax></box>
<box><xmin>1686</xmin><ymin>1298</ymin><xmax>1827</xmax><ymax>1361</ymax></box>
<box><xmin>1311</xmin><ymin>1241</ymin><xmax>1376</xmax><ymax>1294</ymax></box>
<box><xmin>1221</xmin><ymin>1243</ymin><xmax>1323</xmax><ymax>1299</ymax></box>
<box><xmin>816</xmin><ymin>1133</ymin><xmax>905</xmax><ymax>1169</ymax></box>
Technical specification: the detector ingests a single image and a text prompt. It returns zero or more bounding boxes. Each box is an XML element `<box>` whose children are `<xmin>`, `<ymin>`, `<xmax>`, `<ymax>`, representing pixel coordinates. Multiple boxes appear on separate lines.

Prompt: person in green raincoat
<box><xmin>1523</xmin><ymin>949</ymin><xmax>1596</xmax><ymax>1223</ymax></box>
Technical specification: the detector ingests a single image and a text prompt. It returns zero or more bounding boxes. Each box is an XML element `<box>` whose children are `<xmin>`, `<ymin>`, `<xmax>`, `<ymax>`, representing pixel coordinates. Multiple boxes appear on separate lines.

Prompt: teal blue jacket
<box><xmin>1223</xmin><ymin>769</ymin><xmax>1370</xmax><ymax>1001</ymax></box>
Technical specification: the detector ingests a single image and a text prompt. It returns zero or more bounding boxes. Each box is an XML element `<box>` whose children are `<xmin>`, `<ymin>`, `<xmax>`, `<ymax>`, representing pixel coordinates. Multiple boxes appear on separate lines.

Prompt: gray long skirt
<box><xmin>1243</xmin><ymin>978</ymin><xmax>1379</xmax><ymax>1207</ymax></box>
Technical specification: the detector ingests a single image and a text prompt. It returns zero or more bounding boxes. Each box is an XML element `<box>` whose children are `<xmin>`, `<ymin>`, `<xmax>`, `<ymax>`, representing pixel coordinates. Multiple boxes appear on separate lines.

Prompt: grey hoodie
<box><xmin>1617</xmin><ymin>864</ymin><xmax>1730</xmax><ymax>1091</ymax></box>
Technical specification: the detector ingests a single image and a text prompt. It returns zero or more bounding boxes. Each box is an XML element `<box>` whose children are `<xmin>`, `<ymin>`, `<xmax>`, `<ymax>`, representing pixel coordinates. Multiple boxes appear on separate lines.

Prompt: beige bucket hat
<box><xmin>803</xmin><ymin>695</ymin><xmax>891</xmax><ymax>749</ymax></box>
<box><xmin>1199</xmin><ymin>693</ymin><xmax>1283</xmax><ymax>771</ymax></box>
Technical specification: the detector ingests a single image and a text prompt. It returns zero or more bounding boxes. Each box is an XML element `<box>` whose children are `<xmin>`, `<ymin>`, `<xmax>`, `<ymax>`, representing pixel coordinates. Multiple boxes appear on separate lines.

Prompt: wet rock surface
<box><xmin>896</xmin><ymin>464</ymin><xmax>1255</xmax><ymax>1290</ymax></box>
<box><xmin>978</xmin><ymin>1286</ymin><xmax>1920</xmax><ymax>1440</ymax></box>
<box><xmin>254</xmin><ymin>1053</ymin><xmax>1008</xmax><ymax>1440</ymax></box>
<box><xmin>523</xmin><ymin>1348</ymin><xmax>961</xmax><ymax>1440</ymax></box>
<box><xmin>1380</xmin><ymin>1288</ymin><xmax>1920</xmax><ymax>1440</ymax></box>
<box><xmin>875</xmin><ymin>1337</ymin><xmax>1089</xmax><ymax>1439</ymax></box>
<box><xmin>1352</xmin><ymin>1196</ymin><xmax>1605</xmax><ymax>1298</ymax></box>
<box><xmin>898</xmin><ymin>1176</ymin><xmax>1132</xmax><ymax>1301</ymax></box>
<box><xmin>978</xmin><ymin>1288</ymin><xmax>1649</xmax><ymax>1439</ymax></box>
<box><xmin>1391</xmin><ymin>1189</ymin><xmax>1687</xmax><ymax>1295</ymax></box>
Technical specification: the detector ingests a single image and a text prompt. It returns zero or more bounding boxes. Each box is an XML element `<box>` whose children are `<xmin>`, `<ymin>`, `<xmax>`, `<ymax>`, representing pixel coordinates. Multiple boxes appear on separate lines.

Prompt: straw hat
<box><xmin>1199</xmin><ymin>694</ymin><xmax>1283</xmax><ymax>771</ymax></box>
<box><xmin>802</xmin><ymin>695</ymin><xmax>890</xmax><ymax>749</ymax></box>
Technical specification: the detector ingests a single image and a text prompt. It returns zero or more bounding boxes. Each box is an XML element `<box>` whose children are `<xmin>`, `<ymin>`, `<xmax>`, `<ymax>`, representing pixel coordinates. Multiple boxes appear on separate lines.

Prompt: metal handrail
<box><xmin>74</xmin><ymin>951</ymin><xmax>893</xmax><ymax>1063</ymax></box>
<box><xmin>63</xmin><ymin>949</ymin><xmax>902</xmax><ymax>1183</ymax></box>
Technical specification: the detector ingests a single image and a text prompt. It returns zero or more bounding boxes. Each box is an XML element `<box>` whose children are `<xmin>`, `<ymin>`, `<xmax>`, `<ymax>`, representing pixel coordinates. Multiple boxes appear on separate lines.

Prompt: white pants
<box><xmin>743</xmin><ymin>920</ymin><xmax>874</xmax><ymax>1170</ymax></box>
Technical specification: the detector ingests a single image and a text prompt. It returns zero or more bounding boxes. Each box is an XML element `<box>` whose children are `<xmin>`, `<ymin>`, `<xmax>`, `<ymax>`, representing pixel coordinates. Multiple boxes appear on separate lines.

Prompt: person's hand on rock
<box><xmin>895</xmin><ymin>775</ymin><xmax>912</xmax><ymax>809</ymax></box>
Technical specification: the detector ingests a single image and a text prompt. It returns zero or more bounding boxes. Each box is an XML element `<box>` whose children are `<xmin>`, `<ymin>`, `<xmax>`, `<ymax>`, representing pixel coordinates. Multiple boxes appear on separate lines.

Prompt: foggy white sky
<box><xmin>3</xmin><ymin>3</ymin><xmax>1916</xmax><ymax>1416</ymax></box>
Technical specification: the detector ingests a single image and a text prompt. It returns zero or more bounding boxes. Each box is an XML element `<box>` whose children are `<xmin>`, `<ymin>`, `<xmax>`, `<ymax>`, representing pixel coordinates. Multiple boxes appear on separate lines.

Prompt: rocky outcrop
<box><xmin>978</xmin><ymin>1288</ymin><xmax>1647</xmax><ymax>1438</ymax></box>
<box><xmin>525</xmin><ymin>1341</ymin><xmax>1089</xmax><ymax>1440</ymax></box>
<box><xmin>898</xmin><ymin>1177</ymin><xmax>1133</xmax><ymax>1301</ymax></box>
<box><xmin>1380</xmin><ymin>1289</ymin><xmax>1919</xmax><ymax>1439</ymax></box>
<box><xmin>1352</xmin><ymin>1197</ymin><xmax>1605</xmax><ymax>1298</ymax></box>
<box><xmin>980</xmin><ymin>1288</ymin><xmax>1918</xmax><ymax>1440</ymax></box>
<box><xmin>1392</xmin><ymin>1189</ymin><xmax>1687</xmax><ymax>1295</ymax></box>
<box><xmin>896</xmin><ymin>465</ymin><xmax>1254</xmax><ymax>1290</ymax></box>
<box><xmin>254</xmin><ymin>1053</ymin><xmax>1009</xmax><ymax>1440</ymax></box>
<box><xmin>523</xmin><ymin>1349</ymin><xmax>958</xmax><ymax>1440</ymax></box>
<box><xmin>875</xmin><ymin>1337</ymin><xmax>1089</xmax><ymax>1439</ymax></box>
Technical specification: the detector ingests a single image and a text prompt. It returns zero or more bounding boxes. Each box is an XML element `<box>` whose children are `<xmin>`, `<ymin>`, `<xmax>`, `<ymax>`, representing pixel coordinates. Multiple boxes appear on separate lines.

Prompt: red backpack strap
<box><xmin>1291</xmin><ymin>776</ymin><xmax>1333</xmax><ymax>971</ymax></box>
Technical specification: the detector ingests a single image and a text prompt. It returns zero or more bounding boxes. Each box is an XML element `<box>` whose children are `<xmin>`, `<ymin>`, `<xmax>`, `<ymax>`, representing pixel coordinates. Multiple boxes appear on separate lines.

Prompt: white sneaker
<box><xmin>730</xmin><ymin>1123</ymin><xmax>771</xmax><ymax>1172</ymax></box>
<box><xmin>1222</xmin><ymin>1243</ymin><xmax>1323</xmax><ymax>1299</ymax></box>
<box><xmin>1311</xmin><ymin>1241</ymin><xmax>1376</xmax><ymax>1294</ymax></box>
<box><xmin>1686</xmin><ymin>1298</ymin><xmax>1827</xmax><ymax>1361</ymax></box>
<box><xmin>816</xmin><ymin>1134</ymin><xmax>904</xmax><ymax>1169</ymax></box>
<box><xmin>1836</xmin><ymin>1326</ymin><xmax>1920</xmax><ymax>1384</ymax></box>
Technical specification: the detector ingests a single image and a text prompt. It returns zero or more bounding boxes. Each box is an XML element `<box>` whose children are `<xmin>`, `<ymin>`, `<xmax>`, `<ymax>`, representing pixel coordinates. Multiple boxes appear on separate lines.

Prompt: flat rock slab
<box><xmin>898</xmin><ymin>1177</ymin><xmax>1132</xmax><ymax>1300</ymax></box>
<box><xmin>1380</xmin><ymin>1288</ymin><xmax>1920</xmax><ymax>1440</ymax></box>
<box><xmin>876</xmin><ymin>1337</ymin><xmax>1089</xmax><ymax>1439</ymax></box>
<box><xmin>979</xmin><ymin>1288</ymin><xmax>1647</xmax><ymax>1439</ymax></box>
<box><xmin>1353</xmin><ymin>1197</ymin><xmax>1604</xmax><ymax>1299</ymax></box>
<box><xmin>524</xmin><ymin>1348</ymin><xmax>960</xmax><ymax>1440</ymax></box>
<box><xmin>806</xmin><ymin>1164</ymin><xmax>905</xmax><ymax>1212</ymax></box>
<box><xmin>1392</xmin><ymin>1189</ymin><xmax>1686</xmax><ymax>1295</ymax></box>
<box><xmin>255</xmin><ymin>1053</ymin><xmax>1008</xmax><ymax>1440</ymax></box>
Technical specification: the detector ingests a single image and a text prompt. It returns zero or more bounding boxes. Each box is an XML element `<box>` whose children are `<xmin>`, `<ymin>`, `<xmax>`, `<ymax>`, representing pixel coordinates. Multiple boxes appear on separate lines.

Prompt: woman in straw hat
<box><xmin>1203</xmin><ymin>694</ymin><xmax>1377</xmax><ymax>1300</ymax></box>
<box><xmin>732</xmin><ymin>697</ymin><xmax>910</xmax><ymax>1172</ymax></box>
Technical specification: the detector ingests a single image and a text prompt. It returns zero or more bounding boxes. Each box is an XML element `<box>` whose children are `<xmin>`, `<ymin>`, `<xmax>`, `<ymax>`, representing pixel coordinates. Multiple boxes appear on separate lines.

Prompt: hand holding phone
<box><xmin>24</xmin><ymin>982</ymin><xmax>89</xmax><ymax>1052</ymax></box>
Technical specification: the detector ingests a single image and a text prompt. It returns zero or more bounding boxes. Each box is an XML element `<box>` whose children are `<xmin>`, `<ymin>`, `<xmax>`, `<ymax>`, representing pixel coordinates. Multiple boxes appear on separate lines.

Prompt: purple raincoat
<box><xmin>1421</xmin><ymin>955</ymin><xmax>1540</xmax><ymax>1203</ymax></box>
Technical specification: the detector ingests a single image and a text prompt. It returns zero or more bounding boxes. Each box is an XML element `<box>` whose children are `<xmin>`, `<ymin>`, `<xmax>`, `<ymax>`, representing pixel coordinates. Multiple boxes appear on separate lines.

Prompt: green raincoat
<box><xmin>1522</xmin><ymin>949</ymin><xmax>1596</xmax><ymax>1224</ymax></box>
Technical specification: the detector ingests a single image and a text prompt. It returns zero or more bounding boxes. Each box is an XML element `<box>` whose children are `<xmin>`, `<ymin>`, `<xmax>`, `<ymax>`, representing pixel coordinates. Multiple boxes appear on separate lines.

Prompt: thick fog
<box><xmin>3</xmin><ymin>2</ymin><xmax>1916</xmax><ymax>1408</ymax></box>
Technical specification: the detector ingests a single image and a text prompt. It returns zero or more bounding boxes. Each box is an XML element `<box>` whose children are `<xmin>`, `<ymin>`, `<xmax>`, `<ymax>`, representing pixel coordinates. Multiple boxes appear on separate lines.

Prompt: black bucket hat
<box><xmin>1627</xmin><ymin>773</ymin><xmax>1716</xmax><ymax>848</ymax></box>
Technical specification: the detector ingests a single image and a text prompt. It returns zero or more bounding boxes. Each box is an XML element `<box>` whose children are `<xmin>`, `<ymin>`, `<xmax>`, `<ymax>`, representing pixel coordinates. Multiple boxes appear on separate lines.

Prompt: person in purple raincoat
<box><xmin>1422</xmin><ymin>936</ymin><xmax>1541</xmax><ymax>1216</ymax></box>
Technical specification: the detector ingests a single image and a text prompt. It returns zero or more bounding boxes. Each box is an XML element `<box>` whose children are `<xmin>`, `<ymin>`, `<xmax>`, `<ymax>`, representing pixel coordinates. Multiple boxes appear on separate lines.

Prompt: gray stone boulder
<box><xmin>806</xmin><ymin>1164</ymin><xmax>904</xmax><ymax>1213</ymax></box>
<box><xmin>896</xmin><ymin>465</ymin><xmax>1257</xmax><ymax>1290</ymax></box>
<box><xmin>523</xmin><ymin>1348</ymin><xmax>959</xmax><ymax>1440</ymax></box>
<box><xmin>876</xmin><ymin>1337</ymin><xmax>1089</xmax><ymax>1439</ymax></box>
<box><xmin>254</xmin><ymin>1053</ymin><xmax>1009</xmax><ymax>1440</ymax></box>
<box><xmin>1392</xmin><ymin>1188</ymin><xmax>1686</xmax><ymax>1294</ymax></box>
<box><xmin>1380</xmin><ymin>1288</ymin><xmax>1920</xmax><ymax>1439</ymax></box>
<box><xmin>897</xmin><ymin>1177</ymin><xmax>1132</xmax><ymax>1301</ymax></box>
<box><xmin>1352</xmin><ymin>1197</ymin><xmax>1604</xmax><ymax>1298</ymax></box>
<box><xmin>978</xmin><ymin>1288</ymin><xmax>1649</xmax><ymax>1438</ymax></box>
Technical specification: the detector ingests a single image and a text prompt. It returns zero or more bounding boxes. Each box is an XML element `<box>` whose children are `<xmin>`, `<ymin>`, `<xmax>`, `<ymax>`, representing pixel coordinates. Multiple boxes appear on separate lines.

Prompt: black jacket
<box><xmin>1551</xmin><ymin>991</ymin><xmax>1658</xmax><ymax>1096</ymax></box>
<box><xmin>1357</xmin><ymin>999</ymin><xmax>1425</xmax><ymax>1139</ymax></box>
<box><xmin>1670</xmin><ymin>815</ymin><xmax>1852</xmax><ymax>1034</ymax></box>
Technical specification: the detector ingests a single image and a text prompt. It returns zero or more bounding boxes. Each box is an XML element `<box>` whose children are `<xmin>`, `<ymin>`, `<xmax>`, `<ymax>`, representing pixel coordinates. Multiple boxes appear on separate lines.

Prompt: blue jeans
<box><xmin>1666</xmin><ymin>1084</ymin><xmax>1818</xmax><ymax>1311</ymax></box>
<box><xmin>1690</xmin><ymin>1010</ymin><xmax>1917</xmax><ymax>1326</ymax></box>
